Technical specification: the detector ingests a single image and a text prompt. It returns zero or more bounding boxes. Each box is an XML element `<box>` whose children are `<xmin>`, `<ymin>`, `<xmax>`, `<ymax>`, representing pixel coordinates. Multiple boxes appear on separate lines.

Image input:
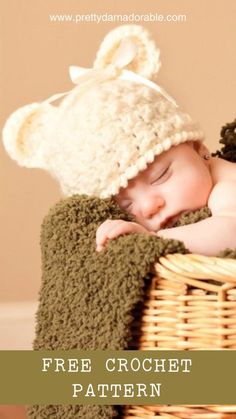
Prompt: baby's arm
<box><xmin>96</xmin><ymin>215</ymin><xmax>236</xmax><ymax>256</ymax></box>
<box><xmin>157</xmin><ymin>215</ymin><xmax>236</xmax><ymax>256</ymax></box>
<box><xmin>166</xmin><ymin>180</ymin><xmax>236</xmax><ymax>255</ymax></box>
<box><xmin>96</xmin><ymin>180</ymin><xmax>236</xmax><ymax>255</ymax></box>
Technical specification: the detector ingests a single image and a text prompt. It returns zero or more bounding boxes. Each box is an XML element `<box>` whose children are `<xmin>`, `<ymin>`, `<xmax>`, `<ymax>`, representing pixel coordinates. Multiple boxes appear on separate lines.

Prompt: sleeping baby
<box><xmin>2</xmin><ymin>25</ymin><xmax>236</xmax><ymax>257</ymax></box>
<box><xmin>96</xmin><ymin>140</ymin><xmax>236</xmax><ymax>256</ymax></box>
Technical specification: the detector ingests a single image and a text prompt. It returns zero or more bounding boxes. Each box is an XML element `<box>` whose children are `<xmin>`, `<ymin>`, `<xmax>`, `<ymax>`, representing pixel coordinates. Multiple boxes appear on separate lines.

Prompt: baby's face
<box><xmin>114</xmin><ymin>142</ymin><xmax>213</xmax><ymax>231</ymax></box>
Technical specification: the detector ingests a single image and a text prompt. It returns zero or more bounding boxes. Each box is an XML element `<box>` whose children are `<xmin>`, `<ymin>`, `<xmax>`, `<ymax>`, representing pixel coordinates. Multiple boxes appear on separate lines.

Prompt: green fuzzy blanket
<box><xmin>27</xmin><ymin>195</ymin><xmax>189</xmax><ymax>419</ymax></box>
<box><xmin>27</xmin><ymin>120</ymin><xmax>236</xmax><ymax>418</ymax></box>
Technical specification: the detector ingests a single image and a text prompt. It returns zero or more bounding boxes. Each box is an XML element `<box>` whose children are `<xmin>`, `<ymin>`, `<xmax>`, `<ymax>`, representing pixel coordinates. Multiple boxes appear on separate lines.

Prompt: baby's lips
<box><xmin>161</xmin><ymin>211</ymin><xmax>184</xmax><ymax>229</ymax></box>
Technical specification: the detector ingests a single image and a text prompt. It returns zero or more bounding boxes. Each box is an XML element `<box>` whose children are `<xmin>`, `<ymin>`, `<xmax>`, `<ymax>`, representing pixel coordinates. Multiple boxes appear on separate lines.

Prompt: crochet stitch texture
<box><xmin>2</xmin><ymin>25</ymin><xmax>204</xmax><ymax>198</ymax></box>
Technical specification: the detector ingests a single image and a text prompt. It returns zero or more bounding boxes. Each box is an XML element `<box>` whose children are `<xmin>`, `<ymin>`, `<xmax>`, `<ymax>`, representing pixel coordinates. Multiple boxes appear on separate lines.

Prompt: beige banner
<box><xmin>0</xmin><ymin>350</ymin><xmax>236</xmax><ymax>404</ymax></box>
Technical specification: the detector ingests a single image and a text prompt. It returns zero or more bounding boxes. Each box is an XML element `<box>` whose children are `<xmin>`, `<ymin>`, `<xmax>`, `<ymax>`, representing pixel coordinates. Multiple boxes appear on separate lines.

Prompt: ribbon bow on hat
<box><xmin>43</xmin><ymin>38</ymin><xmax>178</xmax><ymax>108</ymax></box>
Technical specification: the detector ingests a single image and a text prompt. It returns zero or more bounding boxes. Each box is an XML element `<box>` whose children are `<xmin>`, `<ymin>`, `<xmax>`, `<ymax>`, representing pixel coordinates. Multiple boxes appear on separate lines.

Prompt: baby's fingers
<box><xmin>105</xmin><ymin>222</ymin><xmax>141</xmax><ymax>241</ymax></box>
<box><xmin>96</xmin><ymin>220</ymin><xmax>125</xmax><ymax>249</ymax></box>
<box><xmin>96</xmin><ymin>221</ymin><xmax>146</xmax><ymax>252</ymax></box>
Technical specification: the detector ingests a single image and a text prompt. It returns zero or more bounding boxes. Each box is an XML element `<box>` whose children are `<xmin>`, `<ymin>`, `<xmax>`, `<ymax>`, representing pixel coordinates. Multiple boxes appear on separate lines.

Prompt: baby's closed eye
<box><xmin>151</xmin><ymin>165</ymin><xmax>170</xmax><ymax>184</ymax></box>
<box><xmin>123</xmin><ymin>202</ymin><xmax>133</xmax><ymax>210</ymax></box>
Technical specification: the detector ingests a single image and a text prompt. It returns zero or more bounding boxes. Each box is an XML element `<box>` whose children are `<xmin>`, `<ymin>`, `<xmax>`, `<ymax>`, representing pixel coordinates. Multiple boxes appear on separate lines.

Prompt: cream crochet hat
<box><xmin>2</xmin><ymin>25</ymin><xmax>204</xmax><ymax>198</ymax></box>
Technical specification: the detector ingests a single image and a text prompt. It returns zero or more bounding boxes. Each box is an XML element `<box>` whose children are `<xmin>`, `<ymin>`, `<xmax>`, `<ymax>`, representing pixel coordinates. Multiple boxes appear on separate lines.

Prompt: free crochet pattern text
<box><xmin>42</xmin><ymin>357</ymin><xmax>192</xmax><ymax>373</ymax></box>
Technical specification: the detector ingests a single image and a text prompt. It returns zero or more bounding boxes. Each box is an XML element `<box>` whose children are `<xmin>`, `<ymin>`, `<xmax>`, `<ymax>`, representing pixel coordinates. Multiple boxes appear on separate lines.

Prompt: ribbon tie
<box><xmin>43</xmin><ymin>38</ymin><xmax>178</xmax><ymax>108</ymax></box>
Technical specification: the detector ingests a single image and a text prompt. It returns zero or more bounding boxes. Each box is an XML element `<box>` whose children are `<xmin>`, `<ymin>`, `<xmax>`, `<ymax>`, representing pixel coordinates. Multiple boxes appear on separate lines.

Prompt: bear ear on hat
<box><xmin>93</xmin><ymin>24</ymin><xmax>161</xmax><ymax>81</ymax></box>
<box><xmin>2</xmin><ymin>102</ymin><xmax>57</xmax><ymax>170</ymax></box>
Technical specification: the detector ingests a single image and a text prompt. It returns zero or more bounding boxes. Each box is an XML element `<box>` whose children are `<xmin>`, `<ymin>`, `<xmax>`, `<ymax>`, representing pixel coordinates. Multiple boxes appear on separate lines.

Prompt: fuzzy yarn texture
<box><xmin>26</xmin><ymin>197</ymin><xmax>234</xmax><ymax>419</ymax></box>
<box><xmin>212</xmin><ymin>118</ymin><xmax>236</xmax><ymax>162</ymax></box>
<box><xmin>27</xmin><ymin>194</ymin><xmax>189</xmax><ymax>419</ymax></box>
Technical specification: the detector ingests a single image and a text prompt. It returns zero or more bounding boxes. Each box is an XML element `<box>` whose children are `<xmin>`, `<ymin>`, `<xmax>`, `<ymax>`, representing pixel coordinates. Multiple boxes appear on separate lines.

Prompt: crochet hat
<box><xmin>2</xmin><ymin>25</ymin><xmax>204</xmax><ymax>198</ymax></box>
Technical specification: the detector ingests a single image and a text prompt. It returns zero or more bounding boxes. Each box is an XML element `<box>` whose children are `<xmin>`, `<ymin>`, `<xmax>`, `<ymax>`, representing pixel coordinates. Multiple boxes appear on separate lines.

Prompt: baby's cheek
<box><xmin>173</xmin><ymin>173</ymin><xmax>211</xmax><ymax>208</ymax></box>
<box><xmin>186</xmin><ymin>178</ymin><xmax>212</xmax><ymax>207</ymax></box>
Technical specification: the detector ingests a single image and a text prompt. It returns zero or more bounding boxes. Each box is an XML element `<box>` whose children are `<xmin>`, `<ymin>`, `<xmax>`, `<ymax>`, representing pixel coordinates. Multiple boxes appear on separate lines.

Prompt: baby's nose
<box><xmin>140</xmin><ymin>196</ymin><xmax>165</xmax><ymax>218</ymax></box>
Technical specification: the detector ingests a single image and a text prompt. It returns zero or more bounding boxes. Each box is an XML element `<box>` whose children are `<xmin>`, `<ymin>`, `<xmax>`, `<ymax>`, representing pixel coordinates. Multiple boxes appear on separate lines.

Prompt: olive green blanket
<box><xmin>27</xmin><ymin>120</ymin><xmax>236</xmax><ymax>418</ymax></box>
<box><xmin>27</xmin><ymin>194</ymin><xmax>189</xmax><ymax>419</ymax></box>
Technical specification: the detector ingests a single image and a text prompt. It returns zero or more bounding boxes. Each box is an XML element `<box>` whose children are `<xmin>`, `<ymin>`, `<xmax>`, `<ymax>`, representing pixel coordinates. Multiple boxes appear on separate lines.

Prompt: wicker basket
<box><xmin>122</xmin><ymin>253</ymin><xmax>236</xmax><ymax>419</ymax></box>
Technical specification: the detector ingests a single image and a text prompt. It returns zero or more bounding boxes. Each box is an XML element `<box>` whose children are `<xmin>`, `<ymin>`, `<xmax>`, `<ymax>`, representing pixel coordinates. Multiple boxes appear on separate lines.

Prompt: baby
<box><xmin>96</xmin><ymin>140</ymin><xmax>236</xmax><ymax>256</ymax></box>
<box><xmin>2</xmin><ymin>25</ymin><xmax>236</xmax><ymax>259</ymax></box>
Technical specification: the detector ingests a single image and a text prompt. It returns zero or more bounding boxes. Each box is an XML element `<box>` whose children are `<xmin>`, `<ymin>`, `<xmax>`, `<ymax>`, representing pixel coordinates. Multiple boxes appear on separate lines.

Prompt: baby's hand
<box><xmin>96</xmin><ymin>219</ymin><xmax>155</xmax><ymax>252</ymax></box>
